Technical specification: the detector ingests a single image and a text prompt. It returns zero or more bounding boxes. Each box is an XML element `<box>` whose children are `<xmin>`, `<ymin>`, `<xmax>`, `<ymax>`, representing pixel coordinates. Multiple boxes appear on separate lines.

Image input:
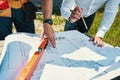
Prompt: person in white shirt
<box><xmin>61</xmin><ymin>0</ymin><xmax>120</xmax><ymax>47</ymax></box>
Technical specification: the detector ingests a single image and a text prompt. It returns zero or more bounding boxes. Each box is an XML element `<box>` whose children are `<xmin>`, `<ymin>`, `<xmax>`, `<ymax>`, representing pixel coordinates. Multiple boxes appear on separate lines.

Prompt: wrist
<box><xmin>43</xmin><ymin>19</ymin><xmax>53</xmax><ymax>25</ymax></box>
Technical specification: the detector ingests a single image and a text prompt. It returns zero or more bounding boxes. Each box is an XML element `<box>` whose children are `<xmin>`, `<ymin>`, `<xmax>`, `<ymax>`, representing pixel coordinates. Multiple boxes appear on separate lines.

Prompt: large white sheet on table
<box><xmin>0</xmin><ymin>30</ymin><xmax>120</xmax><ymax>80</ymax></box>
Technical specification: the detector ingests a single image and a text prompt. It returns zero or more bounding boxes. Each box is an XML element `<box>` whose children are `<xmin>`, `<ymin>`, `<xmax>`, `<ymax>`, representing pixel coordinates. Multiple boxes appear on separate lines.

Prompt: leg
<box><xmin>12</xmin><ymin>8</ymin><xmax>35</xmax><ymax>33</ymax></box>
<box><xmin>64</xmin><ymin>20</ymin><xmax>77</xmax><ymax>31</ymax></box>
<box><xmin>76</xmin><ymin>13</ymin><xmax>95</xmax><ymax>33</ymax></box>
<box><xmin>0</xmin><ymin>17</ymin><xmax>12</xmax><ymax>40</ymax></box>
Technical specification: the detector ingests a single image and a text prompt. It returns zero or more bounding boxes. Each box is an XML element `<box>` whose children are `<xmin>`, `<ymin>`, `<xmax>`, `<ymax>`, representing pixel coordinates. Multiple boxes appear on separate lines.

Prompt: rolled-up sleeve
<box><xmin>60</xmin><ymin>0</ymin><xmax>76</xmax><ymax>20</ymax></box>
<box><xmin>96</xmin><ymin>0</ymin><xmax>120</xmax><ymax>38</ymax></box>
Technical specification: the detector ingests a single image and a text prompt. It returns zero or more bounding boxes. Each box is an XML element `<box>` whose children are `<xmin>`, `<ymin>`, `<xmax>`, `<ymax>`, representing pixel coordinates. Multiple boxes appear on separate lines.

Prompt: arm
<box><xmin>60</xmin><ymin>0</ymin><xmax>76</xmax><ymax>20</ymax></box>
<box><xmin>96</xmin><ymin>0</ymin><xmax>120</xmax><ymax>38</ymax></box>
<box><xmin>93</xmin><ymin>0</ymin><xmax>120</xmax><ymax>46</ymax></box>
<box><xmin>42</xmin><ymin>0</ymin><xmax>52</xmax><ymax>19</ymax></box>
<box><xmin>41</xmin><ymin>0</ymin><xmax>56</xmax><ymax>48</ymax></box>
<box><xmin>61</xmin><ymin>0</ymin><xmax>83</xmax><ymax>23</ymax></box>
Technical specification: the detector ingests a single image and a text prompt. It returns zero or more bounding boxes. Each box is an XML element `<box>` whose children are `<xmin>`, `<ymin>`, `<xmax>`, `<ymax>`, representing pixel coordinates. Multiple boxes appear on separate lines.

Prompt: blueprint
<box><xmin>0</xmin><ymin>30</ymin><xmax>120</xmax><ymax>80</ymax></box>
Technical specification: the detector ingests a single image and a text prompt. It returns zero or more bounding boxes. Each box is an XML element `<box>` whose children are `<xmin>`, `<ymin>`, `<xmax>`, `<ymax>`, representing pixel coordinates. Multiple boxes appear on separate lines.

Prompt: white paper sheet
<box><xmin>0</xmin><ymin>30</ymin><xmax>120</xmax><ymax>80</ymax></box>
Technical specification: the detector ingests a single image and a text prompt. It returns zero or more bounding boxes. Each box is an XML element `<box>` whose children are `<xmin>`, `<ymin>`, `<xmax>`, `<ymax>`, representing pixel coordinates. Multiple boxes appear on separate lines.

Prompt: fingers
<box><xmin>69</xmin><ymin>6</ymin><xmax>83</xmax><ymax>22</ymax></box>
<box><xmin>45</xmin><ymin>29</ymin><xmax>56</xmax><ymax>48</ymax></box>
<box><xmin>43</xmin><ymin>23</ymin><xmax>56</xmax><ymax>48</ymax></box>
<box><xmin>94</xmin><ymin>37</ymin><xmax>103</xmax><ymax>47</ymax></box>
<box><xmin>89</xmin><ymin>36</ymin><xmax>104</xmax><ymax>47</ymax></box>
<box><xmin>71</xmin><ymin>11</ymin><xmax>81</xmax><ymax>19</ymax></box>
<box><xmin>74</xmin><ymin>6</ymin><xmax>83</xmax><ymax>13</ymax></box>
<box><xmin>48</xmin><ymin>34</ymin><xmax>56</xmax><ymax>48</ymax></box>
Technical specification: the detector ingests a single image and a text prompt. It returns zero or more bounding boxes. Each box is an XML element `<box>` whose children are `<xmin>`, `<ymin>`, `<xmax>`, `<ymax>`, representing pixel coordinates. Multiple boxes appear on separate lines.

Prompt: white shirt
<box><xmin>60</xmin><ymin>0</ymin><xmax>120</xmax><ymax>38</ymax></box>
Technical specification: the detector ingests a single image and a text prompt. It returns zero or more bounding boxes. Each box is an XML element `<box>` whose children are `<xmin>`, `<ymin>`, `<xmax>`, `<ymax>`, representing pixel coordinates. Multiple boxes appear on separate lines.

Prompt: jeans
<box><xmin>64</xmin><ymin>13</ymin><xmax>95</xmax><ymax>33</ymax></box>
<box><xmin>0</xmin><ymin>8</ymin><xmax>35</xmax><ymax>40</ymax></box>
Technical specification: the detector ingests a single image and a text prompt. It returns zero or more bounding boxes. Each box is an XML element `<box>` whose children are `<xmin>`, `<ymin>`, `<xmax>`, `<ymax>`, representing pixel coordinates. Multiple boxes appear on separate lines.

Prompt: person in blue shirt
<box><xmin>61</xmin><ymin>0</ymin><xmax>120</xmax><ymax>47</ymax></box>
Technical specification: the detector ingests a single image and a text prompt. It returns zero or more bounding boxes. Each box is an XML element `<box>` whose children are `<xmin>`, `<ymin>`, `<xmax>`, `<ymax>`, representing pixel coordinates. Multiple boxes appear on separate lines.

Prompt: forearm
<box><xmin>96</xmin><ymin>0</ymin><xmax>120</xmax><ymax>38</ymax></box>
<box><xmin>61</xmin><ymin>5</ymin><xmax>71</xmax><ymax>20</ymax></box>
<box><xmin>41</xmin><ymin>0</ymin><xmax>53</xmax><ymax>19</ymax></box>
<box><xmin>60</xmin><ymin>0</ymin><xmax>76</xmax><ymax>20</ymax></box>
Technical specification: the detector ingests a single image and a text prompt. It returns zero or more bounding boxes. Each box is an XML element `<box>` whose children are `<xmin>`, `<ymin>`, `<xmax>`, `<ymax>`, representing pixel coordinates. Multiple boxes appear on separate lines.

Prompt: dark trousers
<box><xmin>0</xmin><ymin>8</ymin><xmax>35</xmax><ymax>40</ymax></box>
<box><xmin>64</xmin><ymin>13</ymin><xmax>95</xmax><ymax>33</ymax></box>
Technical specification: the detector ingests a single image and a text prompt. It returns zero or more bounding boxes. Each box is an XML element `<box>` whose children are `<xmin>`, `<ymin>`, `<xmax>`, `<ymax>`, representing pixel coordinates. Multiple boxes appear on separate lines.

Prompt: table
<box><xmin>0</xmin><ymin>30</ymin><xmax>120</xmax><ymax>80</ymax></box>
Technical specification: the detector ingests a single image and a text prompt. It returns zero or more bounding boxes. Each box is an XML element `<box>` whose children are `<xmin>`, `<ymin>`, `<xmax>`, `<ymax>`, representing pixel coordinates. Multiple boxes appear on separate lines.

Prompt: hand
<box><xmin>40</xmin><ymin>23</ymin><xmax>56</xmax><ymax>48</ymax></box>
<box><xmin>69</xmin><ymin>6</ymin><xmax>83</xmax><ymax>23</ymax></box>
<box><xmin>89</xmin><ymin>36</ymin><xmax>104</xmax><ymax>47</ymax></box>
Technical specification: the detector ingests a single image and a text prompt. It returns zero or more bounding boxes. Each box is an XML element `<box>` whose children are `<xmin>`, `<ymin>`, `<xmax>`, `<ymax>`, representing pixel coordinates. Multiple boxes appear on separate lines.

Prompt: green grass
<box><xmin>88</xmin><ymin>6</ymin><xmax>120</xmax><ymax>47</ymax></box>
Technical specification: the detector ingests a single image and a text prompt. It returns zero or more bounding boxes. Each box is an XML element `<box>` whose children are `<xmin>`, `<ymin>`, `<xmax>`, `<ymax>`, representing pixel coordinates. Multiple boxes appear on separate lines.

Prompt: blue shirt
<box><xmin>61</xmin><ymin>0</ymin><xmax>120</xmax><ymax>38</ymax></box>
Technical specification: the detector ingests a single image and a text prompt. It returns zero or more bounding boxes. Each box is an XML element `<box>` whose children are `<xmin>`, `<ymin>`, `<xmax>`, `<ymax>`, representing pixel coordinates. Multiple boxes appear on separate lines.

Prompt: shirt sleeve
<box><xmin>96</xmin><ymin>0</ymin><xmax>120</xmax><ymax>38</ymax></box>
<box><xmin>60</xmin><ymin>0</ymin><xmax>76</xmax><ymax>20</ymax></box>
